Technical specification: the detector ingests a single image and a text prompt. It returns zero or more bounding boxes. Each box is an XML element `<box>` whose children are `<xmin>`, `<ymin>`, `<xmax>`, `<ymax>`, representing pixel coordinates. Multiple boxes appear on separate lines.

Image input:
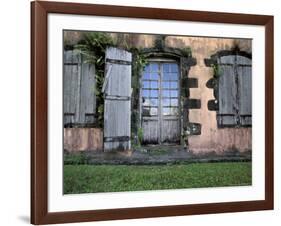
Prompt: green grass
<box><xmin>63</xmin><ymin>162</ymin><xmax>251</xmax><ymax>194</ymax></box>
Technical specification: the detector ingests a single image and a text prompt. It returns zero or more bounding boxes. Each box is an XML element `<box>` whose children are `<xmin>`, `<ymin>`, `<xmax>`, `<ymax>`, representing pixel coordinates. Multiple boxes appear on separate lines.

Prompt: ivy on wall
<box><xmin>130</xmin><ymin>47</ymin><xmax>148</xmax><ymax>145</ymax></box>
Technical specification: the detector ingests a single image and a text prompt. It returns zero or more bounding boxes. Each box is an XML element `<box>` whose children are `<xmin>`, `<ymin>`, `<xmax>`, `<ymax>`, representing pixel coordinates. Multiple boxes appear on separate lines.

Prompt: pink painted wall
<box><xmin>64</xmin><ymin>128</ymin><xmax>103</xmax><ymax>152</ymax></box>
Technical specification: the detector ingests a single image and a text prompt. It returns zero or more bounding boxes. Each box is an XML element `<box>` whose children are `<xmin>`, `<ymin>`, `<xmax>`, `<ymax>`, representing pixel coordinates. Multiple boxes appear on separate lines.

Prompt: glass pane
<box><xmin>163</xmin><ymin>73</ymin><xmax>170</xmax><ymax>80</ymax></box>
<box><xmin>142</xmin><ymin>89</ymin><xmax>149</xmax><ymax>97</ymax></box>
<box><xmin>162</xmin><ymin>98</ymin><xmax>170</xmax><ymax>106</ymax></box>
<box><xmin>150</xmin><ymin>73</ymin><xmax>158</xmax><ymax>80</ymax></box>
<box><xmin>150</xmin><ymin>107</ymin><xmax>158</xmax><ymax>115</ymax></box>
<box><xmin>163</xmin><ymin>107</ymin><xmax>170</xmax><ymax>115</ymax></box>
<box><xmin>165</xmin><ymin>73</ymin><xmax>176</xmax><ymax>80</ymax></box>
<box><xmin>162</xmin><ymin>90</ymin><xmax>170</xmax><ymax>97</ymax></box>
<box><xmin>170</xmin><ymin>82</ymin><xmax>178</xmax><ymax>89</ymax></box>
<box><xmin>163</xmin><ymin>63</ymin><xmax>170</xmax><ymax>72</ymax></box>
<box><xmin>162</xmin><ymin>81</ymin><xmax>170</xmax><ymax>89</ymax></box>
<box><xmin>170</xmin><ymin>108</ymin><xmax>179</xmax><ymax>115</ymax></box>
<box><xmin>171</xmin><ymin>90</ymin><xmax>178</xmax><ymax>97</ymax></box>
<box><xmin>150</xmin><ymin>98</ymin><xmax>158</xmax><ymax>107</ymax></box>
<box><xmin>171</xmin><ymin>64</ymin><xmax>178</xmax><ymax>72</ymax></box>
<box><xmin>171</xmin><ymin>99</ymin><xmax>178</xmax><ymax>106</ymax></box>
<box><xmin>142</xmin><ymin>81</ymin><xmax>149</xmax><ymax>88</ymax></box>
<box><xmin>143</xmin><ymin>73</ymin><xmax>150</xmax><ymax>80</ymax></box>
<box><xmin>150</xmin><ymin>90</ymin><xmax>158</xmax><ymax>97</ymax></box>
<box><xmin>170</xmin><ymin>73</ymin><xmax>178</xmax><ymax>80</ymax></box>
<box><xmin>150</xmin><ymin>81</ymin><xmax>158</xmax><ymax>89</ymax></box>
<box><xmin>150</xmin><ymin>63</ymin><xmax>158</xmax><ymax>72</ymax></box>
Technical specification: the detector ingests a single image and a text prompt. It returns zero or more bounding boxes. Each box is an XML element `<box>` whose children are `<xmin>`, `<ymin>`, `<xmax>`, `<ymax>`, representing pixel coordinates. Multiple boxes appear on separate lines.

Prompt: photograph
<box><xmin>30</xmin><ymin>1</ymin><xmax>273</xmax><ymax>224</ymax></box>
<box><xmin>63</xmin><ymin>30</ymin><xmax>252</xmax><ymax>194</ymax></box>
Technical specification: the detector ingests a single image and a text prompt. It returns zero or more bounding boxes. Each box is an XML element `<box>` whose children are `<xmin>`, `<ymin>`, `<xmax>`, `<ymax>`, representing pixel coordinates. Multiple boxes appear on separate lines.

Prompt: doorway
<box><xmin>141</xmin><ymin>60</ymin><xmax>181</xmax><ymax>144</ymax></box>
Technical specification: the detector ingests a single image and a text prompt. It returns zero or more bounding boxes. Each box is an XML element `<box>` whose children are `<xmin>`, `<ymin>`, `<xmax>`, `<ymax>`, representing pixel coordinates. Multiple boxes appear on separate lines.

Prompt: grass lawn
<box><xmin>63</xmin><ymin>162</ymin><xmax>251</xmax><ymax>194</ymax></box>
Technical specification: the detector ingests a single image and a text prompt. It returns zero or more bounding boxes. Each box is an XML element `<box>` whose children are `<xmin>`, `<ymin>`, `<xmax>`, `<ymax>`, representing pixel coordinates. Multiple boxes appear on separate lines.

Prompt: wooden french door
<box><xmin>141</xmin><ymin>61</ymin><xmax>180</xmax><ymax>145</ymax></box>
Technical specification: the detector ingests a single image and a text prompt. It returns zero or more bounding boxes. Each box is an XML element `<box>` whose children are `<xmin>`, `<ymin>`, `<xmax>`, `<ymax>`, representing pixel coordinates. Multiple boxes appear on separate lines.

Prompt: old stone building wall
<box><xmin>64</xmin><ymin>31</ymin><xmax>252</xmax><ymax>153</ymax></box>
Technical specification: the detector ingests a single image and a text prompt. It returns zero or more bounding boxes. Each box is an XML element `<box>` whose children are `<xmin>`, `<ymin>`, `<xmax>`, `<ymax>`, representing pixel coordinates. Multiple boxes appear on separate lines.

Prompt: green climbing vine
<box><xmin>210</xmin><ymin>63</ymin><xmax>222</xmax><ymax>78</ymax></box>
<box><xmin>130</xmin><ymin>48</ymin><xmax>148</xmax><ymax>145</ymax></box>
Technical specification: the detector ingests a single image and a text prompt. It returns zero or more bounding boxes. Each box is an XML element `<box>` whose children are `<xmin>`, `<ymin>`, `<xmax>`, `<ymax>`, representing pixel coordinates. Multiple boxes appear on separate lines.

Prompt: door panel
<box><xmin>160</xmin><ymin>63</ymin><xmax>180</xmax><ymax>143</ymax></box>
<box><xmin>142</xmin><ymin>118</ymin><xmax>159</xmax><ymax>144</ymax></box>
<box><xmin>141</xmin><ymin>63</ymin><xmax>160</xmax><ymax>144</ymax></box>
<box><xmin>161</xmin><ymin>118</ymin><xmax>180</xmax><ymax>143</ymax></box>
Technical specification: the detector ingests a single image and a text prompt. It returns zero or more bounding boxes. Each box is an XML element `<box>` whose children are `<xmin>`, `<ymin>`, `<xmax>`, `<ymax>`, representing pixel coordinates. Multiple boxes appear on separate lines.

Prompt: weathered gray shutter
<box><xmin>237</xmin><ymin>56</ymin><xmax>252</xmax><ymax>126</ymax></box>
<box><xmin>79</xmin><ymin>63</ymin><xmax>96</xmax><ymax>124</ymax></box>
<box><xmin>217</xmin><ymin>55</ymin><xmax>237</xmax><ymax>126</ymax></box>
<box><xmin>64</xmin><ymin>50</ymin><xmax>81</xmax><ymax>125</ymax></box>
<box><xmin>103</xmin><ymin>47</ymin><xmax>132</xmax><ymax>151</ymax></box>
<box><xmin>63</xmin><ymin>50</ymin><xmax>96</xmax><ymax>126</ymax></box>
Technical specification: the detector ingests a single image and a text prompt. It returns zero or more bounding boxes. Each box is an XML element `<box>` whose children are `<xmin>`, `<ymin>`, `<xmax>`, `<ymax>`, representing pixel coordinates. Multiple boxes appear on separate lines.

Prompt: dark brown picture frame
<box><xmin>31</xmin><ymin>1</ymin><xmax>274</xmax><ymax>224</ymax></box>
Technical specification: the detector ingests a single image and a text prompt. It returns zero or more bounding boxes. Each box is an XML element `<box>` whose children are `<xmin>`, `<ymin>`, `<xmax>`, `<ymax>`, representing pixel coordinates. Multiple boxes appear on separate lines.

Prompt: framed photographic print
<box><xmin>31</xmin><ymin>1</ymin><xmax>274</xmax><ymax>224</ymax></box>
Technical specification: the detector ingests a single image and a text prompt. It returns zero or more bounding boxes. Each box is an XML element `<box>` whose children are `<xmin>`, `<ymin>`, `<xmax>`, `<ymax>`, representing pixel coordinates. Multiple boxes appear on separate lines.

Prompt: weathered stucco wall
<box><xmin>64</xmin><ymin>128</ymin><xmax>103</xmax><ymax>152</ymax></box>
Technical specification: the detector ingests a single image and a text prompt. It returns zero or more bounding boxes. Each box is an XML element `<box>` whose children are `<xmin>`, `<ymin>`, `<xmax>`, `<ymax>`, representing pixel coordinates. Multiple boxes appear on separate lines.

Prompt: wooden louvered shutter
<box><xmin>103</xmin><ymin>47</ymin><xmax>132</xmax><ymax>151</ymax></box>
<box><xmin>63</xmin><ymin>50</ymin><xmax>96</xmax><ymax>126</ymax></box>
<box><xmin>64</xmin><ymin>50</ymin><xmax>81</xmax><ymax>125</ymax></box>
<box><xmin>237</xmin><ymin>56</ymin><xmax>252</xmax><ymax>126</ymax></box>
<box><xmin>217</xmin><ymin>55</ymin><xmax>237</xmax><ymax>126</ymax></box>
<box><xmin>79</xmin><ymin>63</ymin><xmax>96</xmax><ymax>124</ymax></box>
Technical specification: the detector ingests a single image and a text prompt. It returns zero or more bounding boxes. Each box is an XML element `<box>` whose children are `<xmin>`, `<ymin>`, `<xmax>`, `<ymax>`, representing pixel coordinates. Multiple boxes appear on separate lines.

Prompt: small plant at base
<box><xmin>137</xmin><ymin>127</ymin><xmax>144</xmax><ymax>146</ymax></box>
<box><xmin>211</xmin><ymin>63</ymin><xmax>222</xmax><ymax>78</ymax></box>
<box><xmin>182</xmin><ymin>129</ymin><xmax>190</xmax><ymax>148</ymax></box>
